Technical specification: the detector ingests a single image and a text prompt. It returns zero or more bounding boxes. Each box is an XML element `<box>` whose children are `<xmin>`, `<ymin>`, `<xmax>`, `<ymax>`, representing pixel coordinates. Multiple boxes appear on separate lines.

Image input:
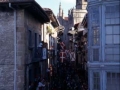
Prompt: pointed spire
<box><xmin>59</xmin><ymin>2</ymin><xmax>61</xmax><ymax>10</ymax></box>
<box><xmin>62</xmin><ymin>9</ymin><xmax>64</xmax><ymax>18</ymax></box>
<box><xmin>59</xmin><ymin>2</ymin><xmax>62</xmax><ymax>17</ymax></box>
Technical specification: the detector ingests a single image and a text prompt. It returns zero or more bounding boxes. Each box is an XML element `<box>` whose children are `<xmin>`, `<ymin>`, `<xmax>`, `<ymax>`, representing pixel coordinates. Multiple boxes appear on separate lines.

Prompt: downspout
<box><xmin>9</xmin><ymin>3</ymin><xmax>17</xmax><ymax>90</ymax></box>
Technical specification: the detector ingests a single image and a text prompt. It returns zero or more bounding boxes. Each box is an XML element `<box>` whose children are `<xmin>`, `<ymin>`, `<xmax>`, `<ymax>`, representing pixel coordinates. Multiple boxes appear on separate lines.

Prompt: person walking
<box><xmin>36</xmin><ymin>79</ymin><xmax>45</xmax><ymax>90</ymax></box>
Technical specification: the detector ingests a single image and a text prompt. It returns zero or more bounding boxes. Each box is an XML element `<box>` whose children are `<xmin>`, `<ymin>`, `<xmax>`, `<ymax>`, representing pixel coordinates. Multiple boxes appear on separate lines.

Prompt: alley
<box><xmin>49</xmin><ymin>60</ymin><xmax>88</xmax><ymax>90</ymax></box>
<box><xmin>0</xmin><ymin>0</ymin><xmax>120</xmax><ymax>90</ymax></box>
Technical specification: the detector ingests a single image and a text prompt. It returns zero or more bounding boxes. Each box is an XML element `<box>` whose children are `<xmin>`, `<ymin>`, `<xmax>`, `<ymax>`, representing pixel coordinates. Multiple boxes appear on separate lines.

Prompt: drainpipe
<box><xmin>9</xmin><ymin>3</ymin><xmax>17</xmax><ymax>90</ymax></box>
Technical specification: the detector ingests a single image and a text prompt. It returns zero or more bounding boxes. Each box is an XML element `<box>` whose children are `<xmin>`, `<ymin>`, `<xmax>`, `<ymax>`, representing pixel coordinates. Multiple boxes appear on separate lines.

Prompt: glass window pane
<box><xmin>105</xmin><ymin>48</ymin><xmax>113</xmax><ymax>54</ymax></box>
<box><xmin>106</xmin><ymin>19</ymin><xmax>111</xmax><ymax>24</ymax></box>
<box><xmin>91</xmin><ymin>7</ymin><xmax>99</xmax><ymax>26</ymax></box>
<box><xmin>93</xmin><ymin>72</ymin><xmax>100</xmax><ymax>90</ymax></box>
<box><xmin>114</xmin><ymin>55</ymin><xmax>120</xmax><ymax>61</ymax></box>
<box><xmin>113</xmin><ymin>26</ymin><xmax>120</xmax><ymax>34</ymax></box>
<box><xmin>111</xmin><ymin>18</ymin><xmax>115</xmax><ymax>24</ymax></box>
<box><xmin>107</xmin><ymin>72</ymin><xmax>120</xmax><ymax>90</ymax></box>
<box><xmin>116</xmin><ymin>5</ymin><xmax>120</xmax><ymax>12</ymax></box>
<box><xmin>115</xmin><ymin>12</ymin><xmax>119</xmax><ymax>17</ymax></box>
<box><xmin>106</xmin><ymin>35</ymin><xmax>113</xmax><ymax>44</ymax></box>
<box><xmin>105</xmin><ymin>6</ymin><xmax>113</xmax><ymax>14</ymax></box>
<box><xmin>113</xmin><ymin>48</ymin><xmax>120</xmax><ymax>54</ymax></box>
<box><xmin>93</xmin><ymin>49</ymin><xmax>99</xmax><ymax>61</ymax></box>
<box><xmin>106</xmin><ymin>13</ymin><xmax>111</xmax><ymax>18</ymax></box>
<box><xmin>106</xmin><ymin>26</ymin><xmax>112</xmax><ymax>34</ymax></box>
<box><xmin>113</xmin><ymin>35</ymin><xmax>120</xmax><ymax>44</ymax></box>
<box><xmin>115</xmin><ymin>18</ymin><xmax>120</xmax><ymax>24</ymax></box>
<box><xmin>106</xmin><ymin>55</ymin><xmax>113</xmax><ymax>61</ymax></box>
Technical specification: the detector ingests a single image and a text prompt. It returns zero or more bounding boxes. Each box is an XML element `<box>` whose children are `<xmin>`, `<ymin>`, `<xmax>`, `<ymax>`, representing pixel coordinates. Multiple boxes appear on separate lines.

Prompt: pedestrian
<box><xmin>36</xmin><ymin>79</ymin><xmax>45</xmax><ymax>90</ymax></box>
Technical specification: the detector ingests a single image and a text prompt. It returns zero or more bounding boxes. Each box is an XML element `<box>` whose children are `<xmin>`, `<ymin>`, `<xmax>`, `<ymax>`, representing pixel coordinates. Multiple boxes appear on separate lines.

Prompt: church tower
<box><xmin>76</xmin><ymin>0</ymin><xmax>87</xmax><ymax>9</ymax></box>
<box><xmin>59</xmin><ymin>2</ymin><xmax>62</xmax><ymax>17</ymax></box>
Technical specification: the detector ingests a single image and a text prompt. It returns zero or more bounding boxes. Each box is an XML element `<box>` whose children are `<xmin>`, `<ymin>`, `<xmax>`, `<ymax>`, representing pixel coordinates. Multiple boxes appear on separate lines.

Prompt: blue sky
<box><xmin>35</xmin><ymin>0</ymin><xmax>76</xmax><ymax>17</ymax></box>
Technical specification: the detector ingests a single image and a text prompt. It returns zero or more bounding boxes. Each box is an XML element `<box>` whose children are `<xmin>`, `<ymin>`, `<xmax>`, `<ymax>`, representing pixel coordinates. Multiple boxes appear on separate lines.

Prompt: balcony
<box><xmin>31</xmin><ymin>43</ymin><xmax>48</xmax><ymax>63</ymax></box>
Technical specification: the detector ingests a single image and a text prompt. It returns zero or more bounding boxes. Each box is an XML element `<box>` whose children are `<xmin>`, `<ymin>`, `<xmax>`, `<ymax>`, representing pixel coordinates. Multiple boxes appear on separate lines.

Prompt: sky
<box><xmin>35</xmin><ymin>0</ymin><xmax>76</xmax><ymax>17</ymax></box>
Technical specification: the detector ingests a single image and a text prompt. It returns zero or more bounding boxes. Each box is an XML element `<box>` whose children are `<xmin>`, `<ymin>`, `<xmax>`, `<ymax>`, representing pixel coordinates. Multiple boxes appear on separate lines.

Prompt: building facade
<box><xmin>87</xmin><ymin>0</ymin><xmax>120</xmax><ymax>90</ymax></box>
<box><xmin>0</xmin><ymin>0</ymin><xmax>49</xmax><ymax>90</ymax></box>
<box><xmin>68</xmin><ymin>0</ymin><xmax>87</xmax><ymax>26</ymax></box>
<box><xmin>67</xmin><ymin>0</ymin><xmax>87</xmax><ymax>50</ymax></box>
<box><xmin>43</xmin><ymin>8</ymin><xmax>60</xmax><ymax>67</ymax></box>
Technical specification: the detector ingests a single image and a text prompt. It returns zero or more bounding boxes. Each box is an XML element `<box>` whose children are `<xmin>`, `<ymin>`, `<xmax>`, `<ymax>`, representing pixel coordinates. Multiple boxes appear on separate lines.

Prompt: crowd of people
<box><xmin>28</xmin><ymin>41</ymin><xmax>88</xmax><ymax>90</ymax></box>
<box><xmin>49</xmin><ymin>62</ymin><xmax>87</xmax><ymax>90</ymax></box>
<box><xmin>47</xmin><ymin>41</ymin><xmax>88</xmax><ymax>90</ymax></box>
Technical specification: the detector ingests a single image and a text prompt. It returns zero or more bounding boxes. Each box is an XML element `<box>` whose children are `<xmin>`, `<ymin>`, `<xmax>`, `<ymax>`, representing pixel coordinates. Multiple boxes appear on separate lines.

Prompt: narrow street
<box><xmin>0</xmin><ymin>0</ymin><xmax>120</xmax><ymax>90</ymax></box>
<box><xmin>49</xmin><ymin>60</ymin><xmax>88</xmax><ymax>90</ymax></box>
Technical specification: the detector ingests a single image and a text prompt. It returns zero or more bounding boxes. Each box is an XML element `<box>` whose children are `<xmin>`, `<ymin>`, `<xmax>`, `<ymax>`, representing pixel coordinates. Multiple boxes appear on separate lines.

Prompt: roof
<box><xmin>44</xmin><ymin>8</ymin><xmax>59</xmax><ymax>28</ymax></box>
<box><xmin>0</xmin><ymin>0</ymin><xmax>50</xmax><ymax>23</ymax></box>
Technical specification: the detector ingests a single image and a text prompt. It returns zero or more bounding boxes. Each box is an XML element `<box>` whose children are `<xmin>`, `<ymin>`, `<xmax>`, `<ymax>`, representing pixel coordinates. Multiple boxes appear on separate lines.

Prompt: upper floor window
<box><xmin>89</xmin><ymin>6</ymin><xmax>100</xmax><ymax>46</ymax></box>
<box><xmin>105</xmin><ymin>25</ymin><xmax>120</xmax><ymax>45</ymax></box>
<box><xmin>105</xmin><ymin>5</ymin><xmax>120</xmax><ymax>25</ymax></box>
<box><xmin>92</xmin><ymin>26</ymin><xmax>100</xmax><ymax>45</ymax></box>
<box><xmin>90</xmin><ymin>6</ymin><xmax>99</xmax><ymax>26</ymax></box>
<box><xmin>105</xmin><ymin>47</ymin><xmax>120</xmax><ymax>61</ymax></box>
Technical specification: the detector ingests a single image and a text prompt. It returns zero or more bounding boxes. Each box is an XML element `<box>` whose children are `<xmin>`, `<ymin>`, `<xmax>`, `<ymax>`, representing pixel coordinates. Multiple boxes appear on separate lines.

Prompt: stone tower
<box><xmin>76</xmin><ymin>0</ymin><xmax>87</xmax><ymax>9</ymax></box>
<box><xmin>59</xmin><ymin>2</ymin><xmax>63</xmax><ymax>17</ymax></box>
<box><xmin>68</xmin><ymin>0</ymin><xmax>87</xmax><ymax>25</ymax></box>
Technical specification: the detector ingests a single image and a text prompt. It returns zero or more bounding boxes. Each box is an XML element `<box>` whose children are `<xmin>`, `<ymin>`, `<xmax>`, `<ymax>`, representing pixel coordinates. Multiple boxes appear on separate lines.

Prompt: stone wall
<box><xmin>0</xmin><ymin>10</ymin><xmax>14</xmax><ymax>90</ymax></box>
<box><xmin>0</xmin><ymin>9</ymin><xmax>27</xmax><ymax>90</ymax></box>
<box><xmin>24</xmin><ymin>11</ymin><xmax>43</xmax><ymax>90</ymax></box>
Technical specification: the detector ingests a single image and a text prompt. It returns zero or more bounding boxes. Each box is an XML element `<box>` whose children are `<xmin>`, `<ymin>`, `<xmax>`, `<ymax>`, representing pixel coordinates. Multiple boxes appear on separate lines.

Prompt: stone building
<box><xmin>87</xmin><ymin>0</ymin><xmax>120</xmax><ymax>90</ymax></box>
<box><xmin>68</xmin><ymin>0</ymin><xmax>87</xmax><ymax>26</ymax></box>
<box><xmin>67</xmin><ymin>0</ymin><xmax>87</xmax><ymax>50</ymax></box>
<box><xmin>43</xmin><ymin>8</ymin><xmax>60</xmax><ymax>67</ymax></box>
<box><xmin>57</xmin><ymin>1</ymin><xmax>87</xmax><ymax>48</ymax></box>
<box><xmin>0</xmin><ymin>0</ymin><xmax>49</xmax><ymax>90</ymax></box>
